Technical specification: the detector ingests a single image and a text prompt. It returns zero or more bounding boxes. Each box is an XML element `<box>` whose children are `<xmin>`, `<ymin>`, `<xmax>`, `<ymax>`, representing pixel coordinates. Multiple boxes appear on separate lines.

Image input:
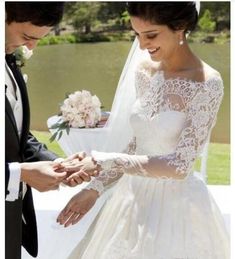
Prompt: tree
<box><xmin>198</xmin><ymin>9</ymin><xmax>216</xmax><ymax>33</ymax></box>
<box><xmin>199</xmin><ymin>2</ymin><xmax>230</xmax><ymax>31</ymax></box>
<box><xmin>64</xmin><ymin>2</ymin><xmax>101</xmax><ymax>34</ymax></box>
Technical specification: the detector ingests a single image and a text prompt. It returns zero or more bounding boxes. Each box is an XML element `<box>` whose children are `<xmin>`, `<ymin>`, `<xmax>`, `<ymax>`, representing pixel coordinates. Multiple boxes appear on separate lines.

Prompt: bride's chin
<box><xmin>150</xmin><ymin>56</ymin><xmax>161</xmax><ymax>62</ymax></box>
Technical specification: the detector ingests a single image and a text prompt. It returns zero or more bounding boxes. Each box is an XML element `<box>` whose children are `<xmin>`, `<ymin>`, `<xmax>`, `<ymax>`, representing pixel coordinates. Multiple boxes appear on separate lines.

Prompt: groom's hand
<box><xmin>20</xmin><ymin>161</ymin><xmax>67</xmax><ymax>192</ymax></box>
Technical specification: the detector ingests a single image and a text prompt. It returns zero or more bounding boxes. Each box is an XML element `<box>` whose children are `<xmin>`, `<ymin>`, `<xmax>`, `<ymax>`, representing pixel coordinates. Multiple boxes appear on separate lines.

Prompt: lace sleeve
<box><xmin>91</xmin><ymin>77</ymin><xmax>223</xmax><ymax>180</ymax></box>
<box><xmin>84</xmin><ymin>138</ymin><xmax>137</xmax><ymax>195</ymax></box>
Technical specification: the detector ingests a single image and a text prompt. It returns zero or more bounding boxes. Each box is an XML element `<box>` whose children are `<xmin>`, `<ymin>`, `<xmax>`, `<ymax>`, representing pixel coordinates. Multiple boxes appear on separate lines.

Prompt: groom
<box><xmin>5</xmin><ymin>2</ymin><xmax>98</xmax><ymax>259</ymax></box>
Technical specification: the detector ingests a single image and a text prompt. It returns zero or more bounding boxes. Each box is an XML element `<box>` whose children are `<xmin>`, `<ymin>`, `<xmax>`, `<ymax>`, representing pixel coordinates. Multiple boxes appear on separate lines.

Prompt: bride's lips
<box><xmin>148</xmin><ymin>47</ymin><xmax>160</xmax><ymax>55</ymax></box>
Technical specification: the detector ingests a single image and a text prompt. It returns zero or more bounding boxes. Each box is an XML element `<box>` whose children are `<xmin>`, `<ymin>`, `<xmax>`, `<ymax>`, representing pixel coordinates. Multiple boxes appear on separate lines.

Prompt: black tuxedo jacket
<box><xmin>5</xmin><ymin>54</ymin><xmax>58</xmax><ymax>259</ymax></box>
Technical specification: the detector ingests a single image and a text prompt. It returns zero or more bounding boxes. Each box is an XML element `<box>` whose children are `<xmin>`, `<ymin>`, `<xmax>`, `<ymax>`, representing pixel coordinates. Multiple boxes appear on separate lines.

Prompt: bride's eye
<box><xmin>133</xmin><ymin>31</ymin><xmax>139</xmax><ymax>38</ymax></box>
<box><xmin>146</xmin><ymin>34</ymin><xmax>158</xmax><ymax>40</ymax></box>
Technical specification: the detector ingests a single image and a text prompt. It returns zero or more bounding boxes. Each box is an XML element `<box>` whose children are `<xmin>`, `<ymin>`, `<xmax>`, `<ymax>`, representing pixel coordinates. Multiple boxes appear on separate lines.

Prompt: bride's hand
<box><xmin>57</xmin><ymin>189</ymin><xmax>99</xmax><ymax>227</ymax></box>
<box><xmin>62</xmin><ymin>157</ymin><xmax>101</xmax><ymax>186</ymax></box>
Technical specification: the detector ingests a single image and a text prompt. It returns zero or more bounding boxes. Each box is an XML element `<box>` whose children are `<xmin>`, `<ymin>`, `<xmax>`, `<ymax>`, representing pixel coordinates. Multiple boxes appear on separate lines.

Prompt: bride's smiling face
<box><xmin>130</xmin><ymin>16</ymin><xmax>184</xmax><ymax>62</ymax></box>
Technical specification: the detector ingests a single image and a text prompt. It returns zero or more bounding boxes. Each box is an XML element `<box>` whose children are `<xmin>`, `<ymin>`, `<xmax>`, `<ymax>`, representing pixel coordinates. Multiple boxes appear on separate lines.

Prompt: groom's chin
<box><xmin>5</xmin><ymin>46</ymin><xmax>18</xmax><ymax>54</ymax></box>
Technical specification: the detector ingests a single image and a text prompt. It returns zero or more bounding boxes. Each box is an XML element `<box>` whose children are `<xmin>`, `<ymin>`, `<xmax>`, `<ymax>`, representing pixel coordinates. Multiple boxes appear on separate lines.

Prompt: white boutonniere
<box><xmin>15</xmin><ymin>46</ymin><xmax>33</xmax><ymax>68</ymax></box>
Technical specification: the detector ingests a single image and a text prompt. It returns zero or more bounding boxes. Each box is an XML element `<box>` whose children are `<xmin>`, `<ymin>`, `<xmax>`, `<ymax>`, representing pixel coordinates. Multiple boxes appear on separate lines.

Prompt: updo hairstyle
<box><xmin>127</xmin><ymin>2</ymin><xmax>198</xmax><ymax>33</ymax></box>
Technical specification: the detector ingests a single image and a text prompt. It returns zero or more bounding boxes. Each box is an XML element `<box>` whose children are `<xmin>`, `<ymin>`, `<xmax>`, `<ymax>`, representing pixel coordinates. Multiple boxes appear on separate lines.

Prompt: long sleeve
<box><xmin>85</xmin><ymin>138</ymin><xmax>137</xmax><ymax>195</ymax></box>
<box><xmin>24</xmin><ymin>132</ymin><xmax>58</xmax><ymax>162</ymax></box>
<box><xmin>91</xmin><ymin>76</ymin><xmax>223</xmax><ymax>182</ymax></box>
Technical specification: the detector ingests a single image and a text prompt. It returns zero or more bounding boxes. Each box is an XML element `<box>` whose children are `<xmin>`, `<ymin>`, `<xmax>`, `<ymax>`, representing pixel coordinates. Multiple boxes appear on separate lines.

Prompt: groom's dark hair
<box><xmin>5</xmin><ymin>2</ymin><xmax>65</xmax><ymax>26</ymax></box>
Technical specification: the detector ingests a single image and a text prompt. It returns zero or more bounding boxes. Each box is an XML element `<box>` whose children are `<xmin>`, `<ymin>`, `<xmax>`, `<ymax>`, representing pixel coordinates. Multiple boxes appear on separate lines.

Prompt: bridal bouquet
<box><xmin>50</xmin><ymin>90</ymin><xmax>102</xmax><ymax>142</ymax></box>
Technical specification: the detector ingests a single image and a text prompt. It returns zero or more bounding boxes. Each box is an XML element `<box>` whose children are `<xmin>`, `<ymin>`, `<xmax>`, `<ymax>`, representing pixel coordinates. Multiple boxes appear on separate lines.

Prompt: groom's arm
<box><xmin>24</xmin><ymin>132</ymin><xmax>58</xmax><ymax>162</ymax></box>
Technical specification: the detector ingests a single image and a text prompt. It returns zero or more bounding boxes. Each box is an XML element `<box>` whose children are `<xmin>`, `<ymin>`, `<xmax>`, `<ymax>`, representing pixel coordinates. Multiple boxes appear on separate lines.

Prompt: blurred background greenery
<box><xmin>39</xmin><ymin>2</ymin><xmax>230</xmax><ymax>45</ymax></box>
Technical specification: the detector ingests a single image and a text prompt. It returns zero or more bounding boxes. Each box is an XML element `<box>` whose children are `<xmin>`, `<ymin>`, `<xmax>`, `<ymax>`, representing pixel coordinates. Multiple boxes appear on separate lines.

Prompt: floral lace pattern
<box><xmin>87</xmin><ymin>67</ymin><xmax>223</xmax><ymax>192</ymax></box>
<box><xmin>85</xmin><ymin>138</ymin><xmax>137</xmax><ymax>195</ymax></box>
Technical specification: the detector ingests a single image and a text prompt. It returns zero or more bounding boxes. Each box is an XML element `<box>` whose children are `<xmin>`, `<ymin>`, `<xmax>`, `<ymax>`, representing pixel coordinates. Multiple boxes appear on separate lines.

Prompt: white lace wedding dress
<box><xmin>69</xmin><ymin>66</ymin><xmax>229</xmax><ymax>259</ymax></box>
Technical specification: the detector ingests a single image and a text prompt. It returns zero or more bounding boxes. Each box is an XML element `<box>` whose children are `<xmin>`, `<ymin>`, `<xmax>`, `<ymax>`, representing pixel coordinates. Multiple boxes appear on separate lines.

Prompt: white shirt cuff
<box><xmin>6</xmin><ymin>162</ymin><xmax>21</xmax><ymax>202</ymax></box>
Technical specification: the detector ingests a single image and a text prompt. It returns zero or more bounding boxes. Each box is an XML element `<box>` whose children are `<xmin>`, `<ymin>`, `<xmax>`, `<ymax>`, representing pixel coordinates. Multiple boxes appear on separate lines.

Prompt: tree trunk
<box><xmin>54</xmin><ymin>24</ymin><xmax>61</xmax><ymax>36</ymax></box>
<box><xmin>85</xmin><ymin>24</ymin><xmax>91</xmax><ymax>34</ymax></box>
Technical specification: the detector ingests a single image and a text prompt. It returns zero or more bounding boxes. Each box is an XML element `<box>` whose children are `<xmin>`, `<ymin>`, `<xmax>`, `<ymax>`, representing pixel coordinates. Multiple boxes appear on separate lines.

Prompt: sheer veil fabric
<box><xmin>101</xmin><ymin>39</ymin><xmax>149</xmax><ymax>152</ymax></box>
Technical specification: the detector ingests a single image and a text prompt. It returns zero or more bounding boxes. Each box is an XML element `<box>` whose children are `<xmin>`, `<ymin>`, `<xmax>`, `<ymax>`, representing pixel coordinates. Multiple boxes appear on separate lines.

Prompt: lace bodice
<box><xmin>85</xmin><ymin>66</ymin><xmax>223</xmax><ymax>195</ymax></box>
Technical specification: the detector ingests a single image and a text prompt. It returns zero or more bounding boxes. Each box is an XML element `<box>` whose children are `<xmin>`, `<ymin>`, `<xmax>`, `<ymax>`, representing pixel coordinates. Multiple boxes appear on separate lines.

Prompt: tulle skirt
<box><xmin>68</xmin><ymin>174</ymin><xmax>229</xmax><ymax>259</ymax></box>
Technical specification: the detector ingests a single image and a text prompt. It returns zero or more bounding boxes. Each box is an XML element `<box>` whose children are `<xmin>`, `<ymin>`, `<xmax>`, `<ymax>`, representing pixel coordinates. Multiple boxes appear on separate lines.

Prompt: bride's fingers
<box><xmin>72</xmin><ymin>213</ymin><xmax>85</xmax><ymax>225</ymax></box>
<box><xmin>65</xmin><ymin>152</ymin><xmax>86</xmax><ymax>162</ymax></box>
<box><xmin>66</xmin><ymin>172</ymin><xmax>82</xmax><ymax>181</ymax></box>
<box><xmin>77</xmin><ymin>171</ymin><xmax>91</xmax><ymax>182</ymax></box>
<box><xmin>65</xmin><ymin>174</ymin><xmax>84</xmax><ymax>185</ymax></box>
<box><xmin>64</xmin><ymin>211</ymin><xmax>80</xmax><ymax>227</ymax></box>
<box><xmin>77</xmin><ymin>152</ymin><xmax>86</xmax><ymax>161</ymax></box>
<box><xmin>57</xmin><ymin>209</ymin><xmax>73</xmax><ymax>224</ymax></box>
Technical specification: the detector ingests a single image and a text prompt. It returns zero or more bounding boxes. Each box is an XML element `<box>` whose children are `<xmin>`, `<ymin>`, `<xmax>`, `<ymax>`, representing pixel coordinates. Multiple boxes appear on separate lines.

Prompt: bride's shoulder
<box><xmin>202</xmin><ymin>62</ymin><xmax>222</xmax><ymax>82</ymax></box>
<box><xmin>201</xmin><ymin>63</ymin><xmax>223</xmax><ymax>93</ymax></box>
<box><xmin>136</xmin><ymin>60</ymin><xmax>160</xmax><ymax>77</ymax></box>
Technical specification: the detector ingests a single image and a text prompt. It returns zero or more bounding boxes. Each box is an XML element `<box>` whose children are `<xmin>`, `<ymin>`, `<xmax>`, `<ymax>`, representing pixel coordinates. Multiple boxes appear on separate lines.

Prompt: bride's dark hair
<box><xmin>126</xmin><ymin>2</ymin><xmax>198</xmax><ymax>33</ymax></box>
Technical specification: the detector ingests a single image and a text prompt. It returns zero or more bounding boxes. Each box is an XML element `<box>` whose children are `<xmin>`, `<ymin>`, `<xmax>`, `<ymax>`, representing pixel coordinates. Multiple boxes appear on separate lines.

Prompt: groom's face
<box><xmin>5</xmin><ymin>21</ymin><xmax>52</xmax><ymax>54</ymax></box>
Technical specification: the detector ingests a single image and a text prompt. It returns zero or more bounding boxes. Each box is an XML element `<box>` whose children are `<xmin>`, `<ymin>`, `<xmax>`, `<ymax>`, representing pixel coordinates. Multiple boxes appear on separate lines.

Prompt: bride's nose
<box><xmin>138</xmin><ymin>37</ymin><xmax>150</xmax><ymax>50</ymax></box>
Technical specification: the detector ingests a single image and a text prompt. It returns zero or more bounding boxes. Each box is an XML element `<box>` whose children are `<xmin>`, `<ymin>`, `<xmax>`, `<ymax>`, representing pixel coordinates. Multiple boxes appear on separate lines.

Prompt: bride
<box><xmin>57</xmin><ymin>2</ymin><xmax>229</xmax><ymax>258</ymax></box>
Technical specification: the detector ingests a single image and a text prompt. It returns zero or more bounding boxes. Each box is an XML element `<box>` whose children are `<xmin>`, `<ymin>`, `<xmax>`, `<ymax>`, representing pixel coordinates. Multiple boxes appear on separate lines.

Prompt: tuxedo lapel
<box><xmin>5</xmin><ymin>95</ymin><xmax>20</xmax><ymax>145</ymax></box>
<box><xmin>5</xmin><ymin>54</ymin><xmax>30</xmax><ymax>151</ymax></box>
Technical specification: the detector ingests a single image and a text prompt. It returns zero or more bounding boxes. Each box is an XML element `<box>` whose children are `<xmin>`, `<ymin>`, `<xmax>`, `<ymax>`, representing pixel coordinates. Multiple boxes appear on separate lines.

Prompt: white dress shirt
<box><xmin>5</xmin><ymin>61</ymin><xmax>26</xmax><ymax>201</ymax></box>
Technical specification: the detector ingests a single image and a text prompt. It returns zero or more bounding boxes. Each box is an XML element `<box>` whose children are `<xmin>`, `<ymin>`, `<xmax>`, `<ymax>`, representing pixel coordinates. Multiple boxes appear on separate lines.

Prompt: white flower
<box><xmin>15</xmin><ymin>46</ymin><xmax>33</xmax><ymax>67</ymax></box>
<box><xmin>23</xmin><ymin>74</ymin><xmax>28</xmax><ymax>83</ymax></box>
<box><xmin>60</xmin><ymin>90</ymin><xmax>102</xmax><ymax>128</ymax></box>
<box><xmin>21</xmin><ymin>46</ymin><xmax>33</xmax><ymax>60</ymax></box>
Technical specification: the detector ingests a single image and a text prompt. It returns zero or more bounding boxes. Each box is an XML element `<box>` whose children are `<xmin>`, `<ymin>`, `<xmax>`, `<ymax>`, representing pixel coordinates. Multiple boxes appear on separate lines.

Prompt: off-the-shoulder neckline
<box><xmin>139</xmin><ymin>68</ymin><xmax>222</xmax><ymax>85</ymax></box>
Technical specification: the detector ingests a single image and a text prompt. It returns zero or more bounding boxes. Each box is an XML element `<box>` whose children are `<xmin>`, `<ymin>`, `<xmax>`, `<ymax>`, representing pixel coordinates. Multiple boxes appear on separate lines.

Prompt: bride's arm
<box><xmin>91</xmin><ymin>77</ymin><xmax>223</xmax><ymax>182</ymax></box>
<box><xmin>83</xmin><ymin>138</ymin><xmax>137</xmax><ymax>195</ymax></box>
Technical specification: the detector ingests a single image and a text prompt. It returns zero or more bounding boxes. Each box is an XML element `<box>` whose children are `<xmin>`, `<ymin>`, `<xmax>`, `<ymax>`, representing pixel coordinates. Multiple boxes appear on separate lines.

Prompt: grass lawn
<box><xmin>32</xmin><ymin>130</ymin><xmax>230</xmax><ymax>185</ymax></box>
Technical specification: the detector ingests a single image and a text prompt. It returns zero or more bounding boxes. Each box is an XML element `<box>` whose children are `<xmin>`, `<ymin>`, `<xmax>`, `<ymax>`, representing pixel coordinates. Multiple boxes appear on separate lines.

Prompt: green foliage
<box><xmin>48</xmin><ymin>118</ymin><xmax>70</xmax><ymax>142</ymax></box>
<box><xmin>36</xmin><ymin>2</ymin><xmax>230</xmax><ymax>45</ymax></box>
<box><xmin>199</xmin><ymin>1</ymin><xmax>230</xmax><ymax>30</ymax></box>
<box><xmin>65</xmin><ymin>2</ymin><xmax>101</xmax><ymax>34</ymax></box>
<box><xmin>198</xmin><ymin>9</ymin><xmax>216</xmax><ymax>33</ymax></box>
<box><xmin>38</xmin><ymin>35</ymin><xmax>76</xmax><ymax>46</ymax></box>
<box><xmin>194</xmin><ymin>143</ymin><xmax>230</xmax><ymax>185</ymax></box>
<box><xmin>214</xmin><ymin>31</ymin><xmax>230</xmax><ymax>45</ymax></box>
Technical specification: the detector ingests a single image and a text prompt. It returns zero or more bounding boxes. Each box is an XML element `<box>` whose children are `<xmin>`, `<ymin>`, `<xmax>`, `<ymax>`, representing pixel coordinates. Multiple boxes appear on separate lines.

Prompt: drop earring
<box><xmin>179</xmin><ymin>40</ymin><xmax>184</xmax><ymax>45</ymax></box>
